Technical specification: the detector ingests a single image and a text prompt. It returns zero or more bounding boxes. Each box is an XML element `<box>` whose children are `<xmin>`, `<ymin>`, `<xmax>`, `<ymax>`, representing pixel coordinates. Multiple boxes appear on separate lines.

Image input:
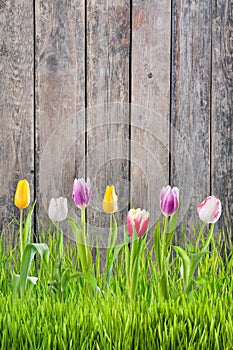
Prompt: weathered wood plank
<box><xmin>0</xmin><ymin>0</ymin><xmax>34</xmax><ymax>238</ymax></box>
<box><xmin>171</xmin><ymin>0</ymin><xmax>212</xmax><ymax>237</ymax></box>
<box><xmin>131</xmin><ymin>0</ymin><xmax>171</xmax><ymax>230</ymax></box>
<box><xmin>86</xmin><ymin>1</ymin><xmax>130</xmax><ymax>247</ymax></box>
<box><xmin>211</xmin><ymin>0</ymin><xmax>233</xmax><ymax>232</ymax></box>
<box><xmin>35</xmin><ymin>0</ymin><xmax>85</xmax><ymax>235</ymax></box>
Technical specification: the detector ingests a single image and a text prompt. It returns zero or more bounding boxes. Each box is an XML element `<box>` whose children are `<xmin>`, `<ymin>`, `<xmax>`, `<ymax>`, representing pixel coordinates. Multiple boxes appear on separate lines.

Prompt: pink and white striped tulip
<box><xmin>127</xmin><ymin>208</ymin><xmax>150</xmax><ymax>238</ymax></box>
<box><xmin>160</xmin><ymin>185</ymin><xmax>179</xmax><ymax>216</ymax></box>
<box><xmin>48</xmin><ymin>197</ymin><xmax>68</xmax><ymax>222</ymax></box>
<box><xmin>197</xmin><ymin>196</ymin><xmax>221</xmax><ymax>224</ymax></box>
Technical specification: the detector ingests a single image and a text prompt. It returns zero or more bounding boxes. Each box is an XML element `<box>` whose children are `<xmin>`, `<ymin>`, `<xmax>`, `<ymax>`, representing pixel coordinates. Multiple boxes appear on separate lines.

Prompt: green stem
<box><xmin>105</xmin><ymin>214</ymin><xmax>113</xmax><ymax>284</ymax></box>
<box><xmin>202</xmin><ymin>223</ymin><xmax>214</xmax><ymax>252</ymax></box>
<box><xmin>81</xmin><ymin>208</ymin><xmax>88</xmax><ymax>271</ymax></box>
<box><xmin>159</xmin><ymin>215</ymin><xmax>169</xmax><ymax>300</ymax></box>
<box><xmin>20</xmin><ymin>209</ymin><xmax>23</xmax><ymax>262</ymax></box>
<box><xmin>81</xmin><ymin>208</ymin><xmax>86</xmax><ymax>238</ymax></box>
<box><xmin>107</xmin><ymin>214</ymin><xmax>113</xmax><ymax>255</ymax></box>
<box><xmin>110</xmin><ymin>213</ymin><xmax>112</xmax><ymax>237</ymax></box>
<box><xmin>129</xmin><ymin>231</ymin><xmax>137</xmax><ymax>281</ymax></box>
<box><xmin>56</xmin><ymin>222</ymin><xmax>64</xmax><ymax>263</ymax></box>
<box><xmin>161</xmin><ymin>215</ymin><xmax>169</xmax><ymax>270</ymax></box>
<box><xmin>128</xmin><ymin>229</ymin><xmax>140</xmax><ymax>299</ymax></box>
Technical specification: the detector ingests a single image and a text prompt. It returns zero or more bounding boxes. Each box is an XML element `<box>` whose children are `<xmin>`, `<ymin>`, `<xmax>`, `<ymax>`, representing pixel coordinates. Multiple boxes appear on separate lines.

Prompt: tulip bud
<box><xmin>197</xmin><ymin>196</ymin><xmax>221</xmax><ymax>224</ymax></box>
<box><xmin>160</xmin><ymin>185</ymin><xmax>179</xmax><ymax>216</ymax></box>
<box><xmin>14</xmin><ymin>179</ymin><xmax>30</xmax><ymax>209</ymax></box>
<box><xmin>127</xmin><ymin>208</ymin><xmax>150</xmax><ymax>238</ymax></box>
<box><xmin>48</xmin><ymin>197</ymin><xmax>68</xmax><ymax>222</ymax></box>
<box><xmin>72</xmin><ymin>177</ymin><xmax>92</xmax><ymax>209</ymax></box>
<box><xmin>102</xmin><ymin>185</ymin><xmax>118</xmax><ymax>214</ymax></box>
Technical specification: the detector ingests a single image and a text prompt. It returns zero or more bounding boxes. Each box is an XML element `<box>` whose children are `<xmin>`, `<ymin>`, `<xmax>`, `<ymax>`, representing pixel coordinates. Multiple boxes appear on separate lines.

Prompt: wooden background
<box><xmin>0</xmin><ymin>0</ymin><xmax>232</xmax><ymax>243</ymax></box>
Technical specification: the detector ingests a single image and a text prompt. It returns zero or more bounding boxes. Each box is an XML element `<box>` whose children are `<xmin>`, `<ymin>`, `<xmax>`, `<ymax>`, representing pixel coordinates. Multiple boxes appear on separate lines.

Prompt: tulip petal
<box><xmin>127</xmin><ymin>208</ymin><xmax>149</xmax><ymax>238</ymax></box>
<box><xmin>197</xmin><ymin>196</ymin><xmax>221</xmax><ymax>224</ymax></box>
<box><xmin>14</xmin><ymin>179</ymin><xmax>30</xmax><ymax>209</ymax></box>
<box><xmin>102</xmin><ymin>185</ymin><xmax>118</xmax><ymax>214</ymax></box>
<box><xmin>160</xmin><ymin>185</ymin><xmax>179</xmax><ymax>216</ymax></box>
<box><xmin>73</xmin><ymin>178</ymin><xmax>92</xmax><ymax>209</ymax></box>
<box><xmin>48</xmin><ymin>197</ymin><xmax>68</xmax><ymax>222</ymax></box>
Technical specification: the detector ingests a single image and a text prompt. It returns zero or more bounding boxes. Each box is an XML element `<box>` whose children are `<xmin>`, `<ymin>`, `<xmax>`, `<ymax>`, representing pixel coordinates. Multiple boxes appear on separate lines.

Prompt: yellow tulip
<box><xmin>14</xmin><ymin>179</ymin><xmax>30</xmax><ymax>209</ymax></box>
<box><xmin>102</xmin><ymin>185</ymin><xmax>118</xmax><ymax>214</ymax></box>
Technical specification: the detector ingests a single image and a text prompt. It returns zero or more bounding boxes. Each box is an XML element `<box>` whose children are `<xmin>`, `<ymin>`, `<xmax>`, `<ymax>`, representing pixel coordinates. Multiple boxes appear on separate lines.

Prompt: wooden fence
<box><xmin>0</xmin><ymin>1</ymin><xmax>232</xmax><ymax>241</ymax></box>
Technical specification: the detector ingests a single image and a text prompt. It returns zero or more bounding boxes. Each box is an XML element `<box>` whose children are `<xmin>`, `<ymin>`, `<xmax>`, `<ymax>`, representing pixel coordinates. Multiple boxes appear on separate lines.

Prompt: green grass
<box><xmin>0</xmin><ymin>226</ymin><xmax>232</xmax><ymax>349</ymax></box>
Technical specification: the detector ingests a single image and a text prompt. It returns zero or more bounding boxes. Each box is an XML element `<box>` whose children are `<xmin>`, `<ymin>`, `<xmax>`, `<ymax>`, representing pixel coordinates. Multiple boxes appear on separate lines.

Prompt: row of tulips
<box><xmin>13</xmin><ymin>178</ymin><xmax>221</xmax><ymax>299</ymax></box>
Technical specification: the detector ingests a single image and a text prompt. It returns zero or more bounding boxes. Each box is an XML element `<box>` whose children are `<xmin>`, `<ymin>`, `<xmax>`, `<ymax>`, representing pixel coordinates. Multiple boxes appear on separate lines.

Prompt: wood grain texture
<box><xmin>35</xmin><ymin>0</ymin><xmax>85</xmax><ymax>235</ymax></box>
<box><xmin>211</xmin><ymin>0</ymin><xmax>233</xmax><ymax>232</ymax></box>
<box><xmin>86</xmin><ymin>1</ymin><xmax>130</xmax><ymax>247</ymax></box>
<box><xmin>171</xmin><ymin>0</ymin><xmax>212</xmax><ymax>238</ymax></box>
<box><xmin>0</xmin><ymin>0</ymin><xmax>34</xmax><ymax>238</ymax></box>
<box><xmin>131</xmin><ymin>0</ymin><xmax>171</xmax><ymax>231</ymax></box>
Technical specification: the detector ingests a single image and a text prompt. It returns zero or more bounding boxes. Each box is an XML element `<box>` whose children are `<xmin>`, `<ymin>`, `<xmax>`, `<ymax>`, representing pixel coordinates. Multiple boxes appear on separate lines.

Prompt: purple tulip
<box><xmin>160</xmin><ymin>185</ymin><xmax>179</xmax><ymax>216</ymax></box>
<box><xmin>72</xmin><ymin>177</ymin><xmax>92</xmax><ymax>209</ymax></box>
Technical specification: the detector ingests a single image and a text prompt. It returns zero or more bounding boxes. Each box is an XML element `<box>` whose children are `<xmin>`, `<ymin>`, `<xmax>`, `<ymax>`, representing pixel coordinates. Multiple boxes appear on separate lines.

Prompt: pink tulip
<box><xmin>160</xmin><ymin>185</ymin><xmax>179</xmax><ymax>216</ymax></box>
<box><xmin>127</xmin><ymin>208</ymin><xmax>150</xmax><ymax>238</ymax></box>
<box><xmin>72</xmin><ymin>177</ymin><xmax>92</xmax><ymax>209</ymax></box>
<box><xmin>197</xmin><ymin>196</ymin><xmax>221</xmax><ymax>224</ymax></box>
<box><xmin>48</xmin><ymin>197</ymin><xmax>68</xmax><ymax>222</ymax></box>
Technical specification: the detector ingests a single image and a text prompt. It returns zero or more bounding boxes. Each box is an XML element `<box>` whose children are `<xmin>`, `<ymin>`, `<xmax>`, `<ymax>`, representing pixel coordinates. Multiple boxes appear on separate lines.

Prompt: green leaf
<box><xmin>67</xmin><ymin>217</ymin><xmax>82</xmax><ymax>243</ymax></box>
<box><xmin>70</xmin><ymin>272</ymin><xmax>97</xmax><ymax>291</ymax></box>
<box><xmin>194</xmin><ymin>276</ymin><xmax>208</xmax><ymax>285</ymax></box>
<box><xmin>86</xmin><ymin>249</ymin><xmax>92</xmax><ymax>271</ymax></box>
<box><xmin>154</xmin><ymin>220</ymin><xmax>162</xmax><ymax>273</ymax></box>
<box><xmin>173</xmin><ymin>245</ymin><xmax>191</xmax><ymax>288</ymax></box>
<box><xmin>130</xmin><ymin>254</ymin><xmax>140</xmax><ymax>299</ymax></box>
<box><xmin>12</xmin><ymin>274</ymin><xmax>20</xmax><ymax>297</ymax></box>
<box><xmin>189</xmin><ymin>251</ymin><xmax>209</xmax><ymax>280</ymax></box>
<box><xmin>106</xmin><ymin>240</ymin><xmax>126</xmax><ymax>284</ymax></box>
<box><xmin>159</xmin><ymin>270</ymin><xmax>169</xmax><ymax>300</ymax></box>
<box><xmin>22</xmin><ymin>200</ymin><xmax>36</xmax><ymax>251</ymax></box>
<box><xmin>13</xmin><ymin>274</ymin><xmax>38</xmax><ymax>297</ymax></box>
<box><xmin>164</xmin><ymin>230</ymin><xmax>174</xmax><ymax>256</ymax></box>
<box><xmin>124</xmin><ymin>228</ymin><xmax>130</xmax><ymax>289</ymax></box>
<box><xmin>68</xmin><ymin>217</ymin><xmax>91</xmax><ymax>272</ymax></box>
<box><xmin>61</xmin><ymin>269</ymin><xmax>71</xmax><ymax>290</ymax></box>
<box><xmin>20</xmin><ymin>243</ymin><xmax>49</xmax><ymax>297</ymax></box>
<box><xmin>195</xmin><ymin>222</ymin><xmax>206</xmax><ymax>249</ymax></box>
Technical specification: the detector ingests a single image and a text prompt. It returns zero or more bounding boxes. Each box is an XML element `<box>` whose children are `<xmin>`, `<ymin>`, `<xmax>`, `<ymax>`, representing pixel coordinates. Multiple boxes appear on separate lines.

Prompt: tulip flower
<box><xmin>172</xmin><ymin>196</ymin><xmax>222</xmax><ymax>295</ymax></box>
<box><xmin>125</xmin><ymin>208</ymin><xmax>149</xmax><ymax>299</ymax></box>
<box><xmin>14</xmin><ymin>179</ymin><xmax>31</xmax><ymax>263</ymax></box>
<box><xmin>102</xmin><ymin>185</ymin><xmax>118</xmax><ymax>214</ymax></box>
<box><xmin>102</xmin><ymin>185</ymin><xmax>118</xmax><ymax>285</ymax></box>
<box><xmin>70</xmin><ymin>178</ymin><xmax>92</xmax><ymax>273</ymax></box>
<box><xmin>127</xmin><ymin>208</ymin><xmax>150</xmax><ymax>238</ymax></box>
<box><xmin>48</xmin><ymin>197</ymin><xmax>68</xmax><ymax>222</ymax></box>
<box><xmin>155</xmin><ymin>185</ymin><xmax>180</xmax><ymax>300</ymax></box>
<box><xmin>14</xmin><ymin>179</ymin><xmax>30</xmax><ymax>209</ymax></box>
<box><xmin>197</xmin><ymin>196</ymin><xmax>221</xmax><ymax>224</ymax></box>
<box><xmin>160</xmin><ymin>185</ymin><xmax>179</xmax><ymax>216</ymax></box>
<box><xmin>72</xmin><ymin>177</ymin><xmax>92</xmax><ymax>209</ymax></box>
